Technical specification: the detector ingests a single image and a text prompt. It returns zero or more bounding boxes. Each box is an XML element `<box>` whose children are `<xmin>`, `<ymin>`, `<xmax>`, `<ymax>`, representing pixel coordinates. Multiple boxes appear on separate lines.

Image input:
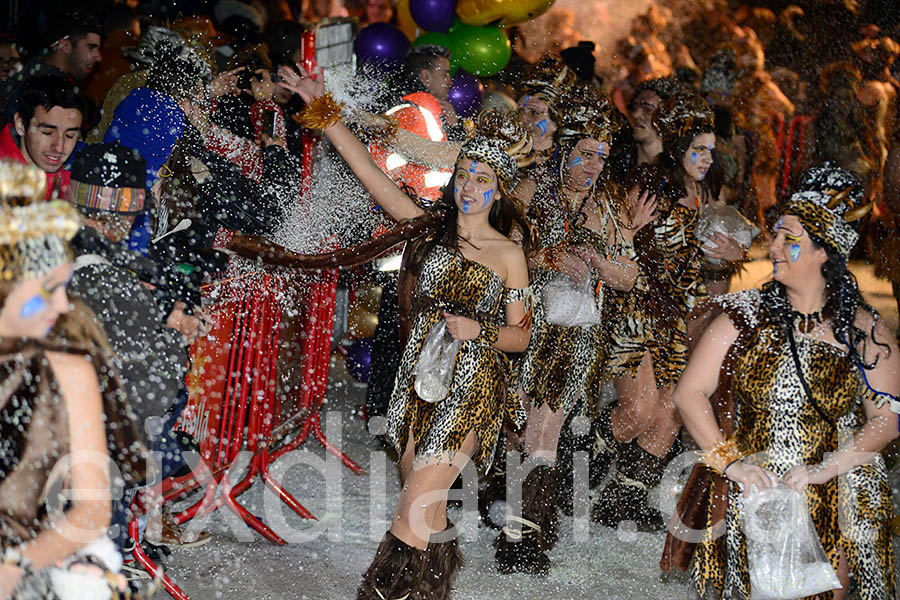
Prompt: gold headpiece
<box><xmin>518</xmin><ymin>53</ymin><xmax>577</xmax><ymax>120</ymax></box>
<box><xmin>652</xmin><ymin>92</ymin><xmax>714</xmax><ymax>149</ymax></box>
<box><xmin>0</xmin><ymin>162</ymin><xmax>82</xmax><ymax>282</ymax></box>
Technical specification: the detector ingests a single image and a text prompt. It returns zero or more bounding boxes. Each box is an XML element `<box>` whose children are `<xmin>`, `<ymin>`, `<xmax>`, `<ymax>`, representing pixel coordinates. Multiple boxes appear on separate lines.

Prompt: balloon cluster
<box><xmin>355</xmin><ymin>0</ymin><xmax>558</xmax><ymax>117</ymax></box>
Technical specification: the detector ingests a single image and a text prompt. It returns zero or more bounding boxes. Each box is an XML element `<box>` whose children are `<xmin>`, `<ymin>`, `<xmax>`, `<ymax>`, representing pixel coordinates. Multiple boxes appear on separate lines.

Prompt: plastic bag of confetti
<box><xmin>414</xmin><ymin>320</ymin><xmax>461</xmax><ymax>403</ymax></box>
<box><xmin>695</xmin><ymin>204</ymin><xmax>760</xmax><ymax>265</ymax></box>
<box><xmin>743</xmin><ymin>485</ymin><xmax>841</xmax><ymax>599</ymax></box>
<box><xmin>542</xmin><ymin>273</ymin><xmax>603</xmax><ymax>327</ymax></box>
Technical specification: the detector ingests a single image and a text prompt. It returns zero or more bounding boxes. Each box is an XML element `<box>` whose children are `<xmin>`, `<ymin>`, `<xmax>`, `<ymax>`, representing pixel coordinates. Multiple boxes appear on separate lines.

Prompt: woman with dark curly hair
<box><xmin>664</xmin><ymin>163</ymin><xmax>899</xmax><ymax>600</ymax></box>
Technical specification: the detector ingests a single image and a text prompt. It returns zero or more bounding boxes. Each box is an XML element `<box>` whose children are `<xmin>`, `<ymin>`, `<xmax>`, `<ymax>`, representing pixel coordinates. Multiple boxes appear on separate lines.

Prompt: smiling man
<box><xmin>0</xmin><ymin>75</ymin><xmax>87</xmax><ymax>199</ymax></box>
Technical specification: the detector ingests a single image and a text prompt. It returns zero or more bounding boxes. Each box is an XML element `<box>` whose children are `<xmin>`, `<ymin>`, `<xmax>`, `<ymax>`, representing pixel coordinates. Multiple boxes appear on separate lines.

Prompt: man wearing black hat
<box><xmin>65</xmin><ymin>142</ymin><xmax>210</xmax><ymax>551</ymax></box>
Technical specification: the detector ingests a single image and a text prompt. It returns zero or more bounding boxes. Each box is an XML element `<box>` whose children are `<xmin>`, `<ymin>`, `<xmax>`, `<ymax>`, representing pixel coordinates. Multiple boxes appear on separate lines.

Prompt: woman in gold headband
<box><xmin>0</xmin><ymin>162</ymin><xmax>147</xmax><ymax>600</ymax></box>
<box><xmin>665</xmin><ymin>163</ymin><xmax>899</xmax><ymax>600</ymax></box>
<box><xmin>491</xmin><ymin>82</ymin><xmax>653</xmax><ymax>576</ymax></box>
<box><xmin>279</xmin><ymin>67</ymin><xmax>534</xmax><ymax>600</ymax></box>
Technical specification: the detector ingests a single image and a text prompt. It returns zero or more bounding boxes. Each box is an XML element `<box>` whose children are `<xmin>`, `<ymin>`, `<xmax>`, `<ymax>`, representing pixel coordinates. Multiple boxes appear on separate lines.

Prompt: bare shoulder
<box><xmin>45</xmin><ymin>351</ymin><xmax>100</xmax><ymax>395</ymax></box>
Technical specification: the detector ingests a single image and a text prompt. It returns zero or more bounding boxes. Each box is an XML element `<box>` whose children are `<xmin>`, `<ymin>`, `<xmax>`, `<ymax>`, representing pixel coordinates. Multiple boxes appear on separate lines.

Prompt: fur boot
<box><xmin>493</xmin><ymin>465</ymin><xmax>558</xmax><ymax>576</ymax></box>
<box><xmin>420</xmin><ymin>522</ymin><xmax>463</xmax><ymax>600</ymax></box>
<box><xmin>357</xmin><ymin>531</ymin><xmax>428</xmax><ymax>600</ymax></box>
<box><xmin>590</xmin><ymin>441</ymin><xmax>669</xmax><ymax>532</ymax></box>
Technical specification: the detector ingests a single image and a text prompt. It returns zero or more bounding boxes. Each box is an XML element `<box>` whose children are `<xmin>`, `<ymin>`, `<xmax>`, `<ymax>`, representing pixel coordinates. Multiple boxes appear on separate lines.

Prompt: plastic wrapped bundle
<box><xmin>414</xmin><ymin>320</ymin><xmax>462</xmax><ymax>403</ymax></box>
<box><xmin>695</xmin><ymin>204</ymin><xmax>760</xmax><ymax>265</ymax></box>
<box><xmin>743</xmin><ymin>485</ymin><xmax>842</xmax><ymax>600</ymax></box>
<box><xmin>541</xmin><ymin>273</ymin><xmax>603</xmax><ymax>327</ymax></box>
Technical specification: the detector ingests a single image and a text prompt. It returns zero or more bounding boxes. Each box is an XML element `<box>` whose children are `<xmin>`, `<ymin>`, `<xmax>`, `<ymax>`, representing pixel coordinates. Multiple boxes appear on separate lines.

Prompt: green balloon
<box><xmin>446</xmin><ymin>23</ymin><xmax>511</xmax><ymax>77</ymax></box>
<box><xmin>411</xmin><ymin>31</ymin><xmax>459</xmax><ymax>74</ymax></box>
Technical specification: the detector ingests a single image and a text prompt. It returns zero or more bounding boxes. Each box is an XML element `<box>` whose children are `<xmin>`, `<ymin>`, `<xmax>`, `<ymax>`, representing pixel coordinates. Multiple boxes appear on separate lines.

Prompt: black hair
<box><xmin>405</xmin><ymin>44</ymin><xmax>451</xmax><ymax>78</ymax></box>
<box><xmin>263</xmin><ymin>21</ymin><xmax>304</xmax><ymax>66</ymax></box>
<box><xmin>46</xmin><ymin>11</ymin><xmax>102</xmax><ymax>48</ymax></box>
<box><xmin>102</xmin><ymin>5</ymin><xmax>139</xmax><ymax>36</ymax></box>
<box><xmin>808</xmin><ymin>234</ymin><xmax>890</xmax><ymax>368</ymax></box>
<box><xmin>407</xmin><ymin>168</ymin><xmax>534</xmax><ymax>276</ymax></box>
<box><xmin>16</xmin><ymin>75</ymin><xmax>88</xmax><ymax>128</ymax></box>
<box><xmin>655</xmin><ymin>129</ymin><xmax>723</xmax><ymax>205</ymax></box>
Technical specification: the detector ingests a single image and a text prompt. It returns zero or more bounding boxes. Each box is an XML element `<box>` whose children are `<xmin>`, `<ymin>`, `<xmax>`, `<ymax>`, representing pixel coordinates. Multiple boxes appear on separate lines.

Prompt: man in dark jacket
<box><xmin>64</xmin><ymin>142</ymin><xmax>210</xmax><ymax>550</ymax></box>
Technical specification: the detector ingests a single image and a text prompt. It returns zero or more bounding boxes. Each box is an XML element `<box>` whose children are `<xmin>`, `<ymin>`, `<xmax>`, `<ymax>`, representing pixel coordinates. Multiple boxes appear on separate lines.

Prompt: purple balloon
<box><xmin>410</xmin><ymin>0</ymin><xmax>457</xmax><ymax>33</ymax></box>
<box><xmin>347</xmin><ymin>337</ymin><xmax>374</xmax><ymax>383</ymax></box>
<box><xmin>354</xmin><ymin>23</ymin><xmax>410</xmax><ymax>67</ymax></box>
<box><xmin>448</xmin><ymin>70</ymin><xmax>482</xmax><ymax>118</ymax></box>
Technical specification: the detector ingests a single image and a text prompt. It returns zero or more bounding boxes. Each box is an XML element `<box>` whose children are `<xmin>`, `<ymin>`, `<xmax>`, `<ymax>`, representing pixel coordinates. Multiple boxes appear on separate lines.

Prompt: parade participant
<box><xmin>591</xmin><ymin>93</ymin><xmax>743</xmax><ymax>531</ymax></box>
<box><xmin>279</xmin><ymin>65</ymin><xmax>534</xmax><ymax>600</ymax></box>
<box><xmin>664</xmin><ymin>163</ymin><xmax>899</xmax><ymax>600</ymax></box>
<box><xmin>514</xmin><ymin>54</ymin><xmax>575</xmax><ymax>174</ymax></box>
<box><xmin>0</xmin><ymin>75</ymin><xmax>86</xmax><ymax>200</ymax></box>
<box><xmin>494</xmin><ymin>83</ymin><xmax>653</xmax><ymax>575</ymax></box>
<box><xmin>0</xmin><ymin>161</ymin><xmax>146</xmax><ymax>599</ymax></box>
<box><xmin>608</xmin><ymin>76</ymin><xmax>686</xmax><ymax>183</ymax></box>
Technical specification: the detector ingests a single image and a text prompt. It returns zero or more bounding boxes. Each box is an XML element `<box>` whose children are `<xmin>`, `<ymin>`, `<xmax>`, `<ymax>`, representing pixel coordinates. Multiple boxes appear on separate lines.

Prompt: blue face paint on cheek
<box><xmin>568</xmin><ymin>156</ymin><xmax>582</xmax><ymax>168</ymax></box>
<box><xmin>20</xmin><ymin>295</ymin><xmax>47</xmax><ymax>318</ymax></box>
<box><xmin>482</xmin><ymin>189</ymin><xmax>493</xmax><ymax>208</ymax></box>
<box><xmin>536</xmin><ymin>119</ymin><xmax>549</xmax><ymax>136</ymax></box>
<box><xmin>789</xmin><ymin>244</ymin><xmax>801</xmax><ymax>262</ymax></box>
<box><xmin>690</xmin><ymin>151</ymin><xmax>698</xmax><ymax>165</ymax></box>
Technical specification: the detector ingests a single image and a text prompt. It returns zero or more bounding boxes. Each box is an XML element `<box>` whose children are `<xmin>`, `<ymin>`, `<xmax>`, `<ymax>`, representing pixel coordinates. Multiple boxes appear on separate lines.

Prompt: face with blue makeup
<box><xmin>682</xmin><ymin>132</ymin><xmax>715</xmax><ymax>183</ymax></box>
<box><xmin>564</xmin><ymin>138</ymin><xmax>609</xmax><ymax>191</ymax></box>
<box><xmin>518</xmin><ymin>95</ymin><xmax>556</xmax><ymax>152</ymax></box>
<box><xmin>768</xmin><ymin>214</ymin><xmax>827</xmax><ymax>287</ymax></box>
<box><xmin>0</xmin><ymin>262</ymin><xmax>73</xmax><ymax>339</ymax></box>
<box><xmin>453</xmin><ymin>158</ymin><xmax>500</xmax><ymax>217</ymax></box>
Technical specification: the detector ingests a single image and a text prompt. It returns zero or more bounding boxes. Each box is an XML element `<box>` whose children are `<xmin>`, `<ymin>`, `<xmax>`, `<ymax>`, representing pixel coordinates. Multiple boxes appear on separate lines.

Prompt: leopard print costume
<box><xmin>516</xmin><ymin>175</ymin><xmax>625</xmax><ymax>416</ymax></box>
<box><xmin>691</xmin><ymin>288</ymin><xmax>895</xmax><ymax>600</ymax></box>
<box><xmin>606</xmin><ymin>199</ymin><xmax>707</xmax><ymax>386</ymax></box>
<box><xmin>386</xmin><ymin>244</ymin><xmax>527</xmax><ymax>473</ymax></box>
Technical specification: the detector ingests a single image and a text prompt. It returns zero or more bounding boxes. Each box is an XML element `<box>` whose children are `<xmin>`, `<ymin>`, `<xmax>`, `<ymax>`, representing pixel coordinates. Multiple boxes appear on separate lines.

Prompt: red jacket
<box><xmin>0</xmin><ymin>124</ymin><xmax>71</xmax><ymax>200</ymax></box>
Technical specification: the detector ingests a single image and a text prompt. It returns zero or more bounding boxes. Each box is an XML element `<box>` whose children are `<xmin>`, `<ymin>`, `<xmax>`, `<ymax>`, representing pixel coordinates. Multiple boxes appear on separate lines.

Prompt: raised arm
<box><xmin>278</xmin><ymin>65</ymin><xmax>423</xmax><ymax>223</ymax></box>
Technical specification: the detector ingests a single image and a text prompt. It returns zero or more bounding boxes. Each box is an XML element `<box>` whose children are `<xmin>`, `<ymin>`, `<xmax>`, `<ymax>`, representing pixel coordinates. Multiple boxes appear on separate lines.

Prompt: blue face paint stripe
<box><xmin>690</xmin><ymin>151</ymin><xmax>698</xmax><ymax>165</ymax></box>
<box><xmin>536</xmin><ymin>119</ymin><xmax>549</xmax><ymax>136</ymax></box>
<box><xmin>482</xmin><ymin>189</ymin><xmax>493</xmax><ymax>208</ymax></box>
<box><xmin>789</xmin><ymin>244</ymin><xmax>801</xmax><ymax>262</ymax></box>
<box><xmin>20</xmin><ymin>295</ymin><xmax>46</xmax><ymax>318</ymax></box>
<box><xmin>568</xmin><ymin>156</ymin><xmax>582</xmax><ymax>168</ymax></box>
<box><xmin>469</xmin><ymin>161</ymin><xmax>477</xmax><ymax>174</ymax></box>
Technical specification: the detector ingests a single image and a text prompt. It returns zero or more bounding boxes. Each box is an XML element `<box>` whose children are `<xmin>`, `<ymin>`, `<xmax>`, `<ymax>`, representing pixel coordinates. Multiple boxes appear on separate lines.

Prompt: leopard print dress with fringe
<box><xmin>690</xmin><ymin>287</ymin><xmax>895</xmax><ymax>600</ymax></box>
<box><xmin>385</xmin><ymin>244</ymin><xmax>528</xmax><ymax>473</ymax></box>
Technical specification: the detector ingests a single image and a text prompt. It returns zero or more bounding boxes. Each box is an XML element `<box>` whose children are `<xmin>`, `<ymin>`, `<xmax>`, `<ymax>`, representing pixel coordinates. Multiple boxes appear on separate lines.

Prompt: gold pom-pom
<box><xmin>299</xmin><ymin>94</ymin><xmax>345</xmax><ymax>130</ymax></box>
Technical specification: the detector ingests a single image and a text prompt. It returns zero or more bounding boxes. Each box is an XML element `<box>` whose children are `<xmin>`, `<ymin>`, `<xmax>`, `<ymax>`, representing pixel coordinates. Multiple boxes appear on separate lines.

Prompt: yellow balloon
<box><xmin>355</xmin><ymin>283</ymin><xmax>383</xmax><ymax>314</ymax></box>
<box><xmin>456</xmin><ymin>0</ymin><xmax>558</xmax><ymax>27</ymax></box>
<box><xmin>348</xmin><ymin>305</ymin><xmax>379</xmax><ymax>339</ymax></box>
<box><xmin>396</xmin><ymin>0</ymin><xmax>423</xmax><ymax>42</ymax></box>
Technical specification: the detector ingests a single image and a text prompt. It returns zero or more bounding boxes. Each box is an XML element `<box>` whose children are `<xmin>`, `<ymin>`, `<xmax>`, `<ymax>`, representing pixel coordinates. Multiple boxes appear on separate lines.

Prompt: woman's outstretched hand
<box><xmin>277</xmin><ymin>64</ymin><xmax>325</xmax><ymax>104</ymax></box>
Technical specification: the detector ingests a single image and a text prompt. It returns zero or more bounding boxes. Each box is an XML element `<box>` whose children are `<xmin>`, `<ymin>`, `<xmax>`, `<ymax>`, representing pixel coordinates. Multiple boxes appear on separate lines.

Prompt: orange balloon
<box><xmin>396</xmin><ymin>0</ymin><xmax>424</xmax><ymax>41</ymax></box>
<box><xmin>456</xmin><ymin>0</ymin><xmax>557</xmax><ymax>27</ymax></box>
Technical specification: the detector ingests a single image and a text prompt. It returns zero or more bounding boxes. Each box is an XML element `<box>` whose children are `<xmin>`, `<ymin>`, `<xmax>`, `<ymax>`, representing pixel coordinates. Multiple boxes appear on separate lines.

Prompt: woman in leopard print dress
<box><xmin>279</xmin><ymin>67</ymin><xmax>536</xmax><ymax>600</ymax></box>
<box><xmin>590</xmin><ymin>92</ymin><xmax>745</xmax><ymax>532</ymax></box>
<box><xmin>491</xmin><ymin>83</ymin><xmax>655</xmax><ymax>576</ymax></box>
<box><xmin>667</xmin><ymin>164</ymin><xmax>899</xmax><ymax>600</ymax></box>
